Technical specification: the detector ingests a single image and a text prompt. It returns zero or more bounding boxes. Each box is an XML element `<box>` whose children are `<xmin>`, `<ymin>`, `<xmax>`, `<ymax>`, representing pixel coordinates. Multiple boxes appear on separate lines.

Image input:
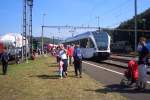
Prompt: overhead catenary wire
<box><xmin>87</xmin><ymin>0</ymin><xmax>107</xmax><ymax>25</ymax></box>
<box><xmin>102</xmin><ymin>0</ymin><xmax>132</xmax><ymax>17</ymax></box>
<box><xmin>102</xmin><ymin>1</ymin><xmax>133</xmax><ymax>27</ymax></box>
<box><xmin>42</xmin><ymin>25</ymin><xmax>150</xmax><ymax>33</ymax></box>
<box><xmin>87</xmin><ymin>0</ymin><xmax>133</xmax><ymax>29</ymax></box>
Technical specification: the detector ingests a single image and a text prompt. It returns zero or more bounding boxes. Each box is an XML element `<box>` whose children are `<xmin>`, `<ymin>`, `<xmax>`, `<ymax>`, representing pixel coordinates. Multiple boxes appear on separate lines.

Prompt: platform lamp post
<box><xmin>134</xmin><ymin>0</ymin><xmax>137</xmax><ymax>52</ymax></box>
<box><xmin>141</xmin><ymin>18</ymin><xmax>146</xmax><ymax>36</ymax></box>
<box><xmin>41</xmin><ymin>13</ymin><xmax>47</xmax><ymax>55</ymax></box>
<box><xmin>142</xmin><ymin>18</ymin><xmax>146</xmax><ymax>30</ymax></box>
<box><xmin>22</xmin><ymin>0</ymin><xmax>27</xmax><ymax>61</ymax></box>
<box><xmin>96</xmin><ymin>16</ymin><xmax>100</xmax><ymax>31</ymax></box>
<box><xmin>27</xmin><ymin>0</ymin><xmax>33</xmax><ymax>57</ymax></box>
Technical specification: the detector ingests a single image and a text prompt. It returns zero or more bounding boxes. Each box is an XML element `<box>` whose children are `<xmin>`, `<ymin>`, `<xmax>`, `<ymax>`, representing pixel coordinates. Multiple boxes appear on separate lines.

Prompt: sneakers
<box><xmin>79</xmin><ymin>75</ymin><xmax>82</xmax><ymax>78</ymax></box>
<box><xmin>3</xmin><ymin>73</ymin><xmax>7</xmax><ymax>75</ymax></box>
<box><xmin>75</xmin><ymin>74</ymin><xmax>82</xmax><ymax>78</ymax></box>
<box><xmin>65</xmin><ymin>72</ymin><xmax>68</xmax><ymax>76</ymax></box>
<box><xmin>60</xmin><ymin>77</ymin><xmax>63</xmax><ymax>79</ymax></box>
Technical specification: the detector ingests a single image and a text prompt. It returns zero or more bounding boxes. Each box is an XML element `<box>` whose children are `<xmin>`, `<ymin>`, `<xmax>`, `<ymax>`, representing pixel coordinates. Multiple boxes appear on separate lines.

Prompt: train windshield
<box><xmin>92</xmin><ymin>32</ymin><xmax>108</xmax><ymax>50</ymax></box>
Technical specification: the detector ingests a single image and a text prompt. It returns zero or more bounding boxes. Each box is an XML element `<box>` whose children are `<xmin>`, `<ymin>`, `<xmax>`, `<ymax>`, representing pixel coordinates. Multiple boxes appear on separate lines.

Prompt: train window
<box><xmin>92</xmin><ymin>32</ymin><xmax>108</xmax><ymax>50</ymax></box>
<box><xmin>80</xmin><ymin>38</ymin><xmax>88</xmax><ymax>48</ymax></box>
<box><xmin>73</xmin><ymin>40</ymin><xmax>80</xmax><ymax>45</ymax></box>
<box><xmin>86</xmin><ymin>38</ymin><xmax>94</xmax><ymax>48</ymax></box>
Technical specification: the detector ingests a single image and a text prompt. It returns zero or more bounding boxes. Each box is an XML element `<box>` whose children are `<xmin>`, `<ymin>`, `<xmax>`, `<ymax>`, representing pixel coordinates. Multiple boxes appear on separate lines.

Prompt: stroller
<box><xmin>120</xmin><ymin>59</ymin><xmax>138</xmax><ymax>87</ymax></box>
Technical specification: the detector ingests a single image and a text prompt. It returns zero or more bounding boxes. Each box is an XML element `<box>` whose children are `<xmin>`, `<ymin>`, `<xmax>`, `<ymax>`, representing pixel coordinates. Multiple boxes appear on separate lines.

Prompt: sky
<box><xmin>0</xmin><ymin>0</ymin><xmax>150</xmax><ymax>39</ymax></box>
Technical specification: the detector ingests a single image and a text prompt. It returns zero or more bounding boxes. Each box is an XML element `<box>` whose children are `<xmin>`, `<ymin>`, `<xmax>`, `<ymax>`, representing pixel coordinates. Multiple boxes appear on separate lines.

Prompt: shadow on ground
<box><xmin>0</xmin><ymin>73</ymin><xmax>4</xmax><ymax>75</ymax></box>
<box><xmin>30</xmin><ymin>74</ymin><xmax>59</xmax><ymax>79</ymax></box>
<box><xmin>53</xmin><ymin>70</ymin><xmax>74</xmax><ymax>73</ymax></box>
<box><xmin>85</xmin><ymin>84</ymin><xmax>150</xmax><ymax>94</ymax></box>
<box><xmin>44</xmin><ymin>62</ymin><xmax>58</xmax><ymax>67</ymax></box>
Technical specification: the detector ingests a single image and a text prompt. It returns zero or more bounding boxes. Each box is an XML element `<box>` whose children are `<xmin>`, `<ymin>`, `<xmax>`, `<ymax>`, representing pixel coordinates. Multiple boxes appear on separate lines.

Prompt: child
<box><xmin>59</xmin><ymin>59</ymin><xmax>64</xmax><ymax>79</ymax></box>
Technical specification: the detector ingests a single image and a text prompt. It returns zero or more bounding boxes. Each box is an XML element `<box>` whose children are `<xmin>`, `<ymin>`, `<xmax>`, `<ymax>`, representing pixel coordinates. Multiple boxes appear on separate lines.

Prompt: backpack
<box><xmin>74</xmin><ymin>48</ymin><xmax>82</xmax><ymax>61</ymax></box>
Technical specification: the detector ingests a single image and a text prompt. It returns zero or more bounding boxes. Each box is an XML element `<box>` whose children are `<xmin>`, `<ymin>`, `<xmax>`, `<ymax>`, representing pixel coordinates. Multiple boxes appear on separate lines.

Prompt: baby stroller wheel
<box><xmin>120</xmin><ymin>78</ymin><xmax>132</xmax><ymax>86</ymax></box>
<box><xmin>135</xmin><ymin>80</ymin><xmax>138</xmax><ymax>88</ymax></box>
<box><xmin>120</xmin><ymin>79</ymin><xmax>126</xmax><ymax>86</ymax></box>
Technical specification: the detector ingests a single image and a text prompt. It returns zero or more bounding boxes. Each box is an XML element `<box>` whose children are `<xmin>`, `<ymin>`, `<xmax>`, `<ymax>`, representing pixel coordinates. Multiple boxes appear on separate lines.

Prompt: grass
<box><xmin>0</xmin><ymin>55</ymin><xmax>127</xmax><ymax>100</ymax></box>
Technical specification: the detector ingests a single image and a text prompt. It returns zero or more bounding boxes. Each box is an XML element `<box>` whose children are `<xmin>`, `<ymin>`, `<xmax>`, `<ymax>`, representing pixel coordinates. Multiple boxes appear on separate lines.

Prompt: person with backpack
<box><xmin>73</xmin><ymin>44</ymin><xmax>82</xmax><ymax>78</ymax></box>
<box><xmin>1</xmin><ymin>47</ymin><xmax>9</xmax><ymax>75</ymax></box>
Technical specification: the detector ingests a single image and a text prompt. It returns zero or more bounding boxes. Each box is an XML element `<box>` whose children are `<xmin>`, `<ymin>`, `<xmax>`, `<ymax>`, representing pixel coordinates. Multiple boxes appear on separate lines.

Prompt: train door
<box><xmin>80</xmin><ymin>38</ymin><xmax>94</xmax><ymax>58</ymax></box>
<box><xmin>80</xmin><ymin>38</ymin><xmax>88</xmax><ymax>58</ymax></box>
<box><xmin>84</xmin><ymin>38</ymin><xmax>95</xmax><ymax>58</ymax></box>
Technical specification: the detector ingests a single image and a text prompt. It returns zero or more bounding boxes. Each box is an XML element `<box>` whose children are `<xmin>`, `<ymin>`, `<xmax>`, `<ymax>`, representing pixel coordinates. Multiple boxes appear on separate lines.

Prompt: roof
<box><xmin>64</xmin><ymin>31</ymin><xmax>93</xmax><ymax>43</ymax></box>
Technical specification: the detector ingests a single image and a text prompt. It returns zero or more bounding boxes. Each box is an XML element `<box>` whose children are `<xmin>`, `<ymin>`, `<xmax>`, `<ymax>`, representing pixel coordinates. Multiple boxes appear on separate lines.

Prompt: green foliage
<box><xmin>33</xmin><ymin>37</ymin><xmax>62</xmax><ymax>45</ymax></box>
<box><xmin>118</xmin><ymin>8</ymin><xmax>150</xmax><ymax>30</ymax></box>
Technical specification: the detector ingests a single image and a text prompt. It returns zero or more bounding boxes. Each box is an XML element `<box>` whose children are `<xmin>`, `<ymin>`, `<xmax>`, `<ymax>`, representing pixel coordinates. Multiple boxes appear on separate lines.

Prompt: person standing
<box><xmin>59</xmin><ymin>44</ymin><xmax>68</xmax><ymax>78</ymax></box>
<box><xmin>137</xmin><ymin>37</ymin><xmax>149</xmax><ymax>90</ymax></box>
<box><xmin>73</xmin><ymin>44</ymin><xmax>82</xmax><ymax>78</ymax></box>
<box><xmin>1</xmin><ymin>47</ymin><xmax>9</xmax><ymax>75</ymax></box>
<box><xmin>67</xmin><ymin>45</ymin><xmax>74</xmax><ymax>66</ymax></box>
<box><xmin>57</xmin><ymin>57</ymin><xmax>64</xmax><ymax>79</ymax></box>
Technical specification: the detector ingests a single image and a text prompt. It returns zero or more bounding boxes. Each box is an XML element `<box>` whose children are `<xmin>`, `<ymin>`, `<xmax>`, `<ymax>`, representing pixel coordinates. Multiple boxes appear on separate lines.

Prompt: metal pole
<box><xmin>96</xmin><ymin>16</ymin><xmax>100</xmax><ymax>31</ymax></box>
<box><xmin>143</xmin><ymin>19</ymin><xmax>146</xmax><ymax>30</ymax></box>
<box><xmin>41</xmin><ymin>26</ymin><xmax>44</xmax><ymax>55</ymax></box>
<box><xmin>30</xmin><ymin>6</ymin><xmax>33</xmax><ymax>55</ymax></box>
<box><xmin>28</xmin><ymin>0</ymin><xmax>33</xmax><ymax>57</ymax></box>
<box><xmin>53</xmin><ymin>36</ymin><xmax>54</xmax><ymax>45</ymax></box>
<box><xmin>41</xmin><ymin>13</ymin><xmax>46</xmax><ymax>55</ymax></box>
<box><xmin>42</xmin><ymin>13</ymin><xmax>46</xmax><ymax>26</ymax></box>
<box><xmin>25</xmin><ymin>1</ymin><xmax>28</xmax><ymax>63</ymax></box>
<box><xmin>21</xmin><ymin>33</ymin><xmax>24</xmax><ymax>60</ymax></box>
<box><xmin>134</xmin><ymin>0</ymin><xmax>137</xmax><ymax>51</ymax></box>
<box><xmin>142</xmin><ymin>18</ymin><xmax>146</xmax><ymax>36</ymax></box>
<box><xmin>22</xmin><ymin>0</ymin><xmax>27</xmax><ymax>61</ymax></box>
<box><xmin>96</xmin><ymin>16</ymin><xmax>100</xmax><ymax>27</ymax></box>
<box><xmin>22</xmin><ymin>0</ymin><xmax>24</xmax><ymax>61</ymax></box>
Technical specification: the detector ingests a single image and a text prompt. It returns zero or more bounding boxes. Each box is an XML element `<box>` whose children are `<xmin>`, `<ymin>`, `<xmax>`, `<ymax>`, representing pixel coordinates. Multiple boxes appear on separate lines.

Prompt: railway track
<box><xmin>83</xmin><ymin>59</ymin><xmax>150</xmax><ymax>100</ymax></box>
<box><xmin>98</xmin><ymin>54</ymin><xmax>150</xmax><ymax>74</ymax></box>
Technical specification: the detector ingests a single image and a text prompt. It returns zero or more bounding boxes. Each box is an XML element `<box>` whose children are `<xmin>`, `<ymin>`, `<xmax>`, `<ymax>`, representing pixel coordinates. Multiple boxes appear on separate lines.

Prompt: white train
<box><xmin>63</xmin><ymin>30</ymin><xmax>111</xmax><ymax>59</ymax></box>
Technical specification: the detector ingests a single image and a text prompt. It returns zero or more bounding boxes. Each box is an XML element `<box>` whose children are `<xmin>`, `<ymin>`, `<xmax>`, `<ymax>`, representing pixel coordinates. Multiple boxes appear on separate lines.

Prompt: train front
<box><xmin>92</xmin><ymin>31</ymin><xmax>111</xmax><ymax>59</ymax></box>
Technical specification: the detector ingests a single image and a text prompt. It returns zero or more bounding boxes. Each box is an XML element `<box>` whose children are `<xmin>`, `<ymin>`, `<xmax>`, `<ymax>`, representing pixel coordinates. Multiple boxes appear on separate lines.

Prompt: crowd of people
<box><xmin>52</xmin><ymin>36</ymin><xmax>150</xmax><ymax>91</ymax></box>
<box><xmin>0</xmin><ymin>36</ymin><xmax>149</xmax><ymax>91</ymax></box>
<box><xmin>53</xmin><ymin>44</ymin><xmax>83</xmax><ymax>79</ymax></box>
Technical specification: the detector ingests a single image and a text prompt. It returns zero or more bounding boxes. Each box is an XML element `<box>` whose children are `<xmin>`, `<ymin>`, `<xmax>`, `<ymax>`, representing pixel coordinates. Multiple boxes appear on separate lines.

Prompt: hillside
<box><xmin>112</xmin><ymin>8</ymin><xmax>150</xmax><ymax>49</ymax></box>
<box><xmin>33</xmin><ymin>37</ymin><xmax>62</xmax><ymax>45</ymax></box>
<box><xmin>118</xmin><ymin>8</ymin><xmax>150</xmax><ymax>30</ymax></box>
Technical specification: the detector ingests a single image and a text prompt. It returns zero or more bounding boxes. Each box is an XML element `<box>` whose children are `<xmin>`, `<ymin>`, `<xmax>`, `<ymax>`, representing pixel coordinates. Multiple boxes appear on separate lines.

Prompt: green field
<box><xmin>0</xmin><ymin>55</ymin><xmax>127</xmax><ymax>100</ymax></box>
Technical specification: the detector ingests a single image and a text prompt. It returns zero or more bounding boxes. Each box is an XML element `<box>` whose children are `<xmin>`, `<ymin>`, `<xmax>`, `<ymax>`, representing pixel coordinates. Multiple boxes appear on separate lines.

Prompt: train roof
<box><xmin>63</xmin><ymin>31</ymin><xmax>108</xmax><ymax>43</ymax></box>
<box><xmin>64</xmin><ymin>31</ymin><xmax>92</xmax><ymax>43</ymax></box>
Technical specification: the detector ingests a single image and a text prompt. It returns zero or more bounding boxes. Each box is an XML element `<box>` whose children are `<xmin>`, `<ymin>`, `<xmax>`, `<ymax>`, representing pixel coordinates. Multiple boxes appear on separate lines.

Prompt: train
<box><xmin>62</xmin><ymin>30</ymin><xmax>111</xmax><ymax>60</ymax></box>
<box><xmin>0</xmin><ymin>33</ymin><xmax>29</xmax><ymax>60</ymax></box>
